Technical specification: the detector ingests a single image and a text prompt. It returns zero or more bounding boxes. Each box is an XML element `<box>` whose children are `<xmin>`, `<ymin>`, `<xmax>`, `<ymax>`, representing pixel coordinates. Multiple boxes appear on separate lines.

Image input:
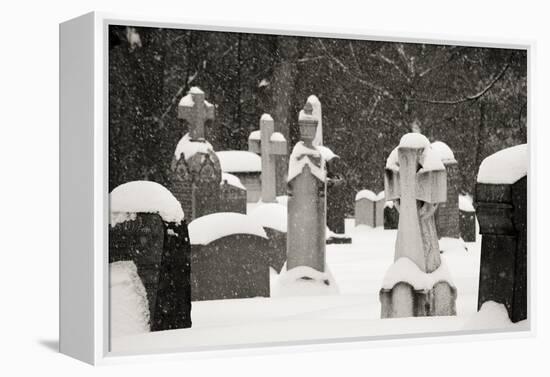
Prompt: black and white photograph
<box><xmin>107</xmin><ymin>24</ymin><xmax>528</xmax><ymax>353</ymax></box>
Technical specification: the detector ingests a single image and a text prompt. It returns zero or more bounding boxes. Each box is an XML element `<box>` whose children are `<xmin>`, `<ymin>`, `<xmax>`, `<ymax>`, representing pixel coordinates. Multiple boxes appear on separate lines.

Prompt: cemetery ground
<box><xmin>110</xmin><ymin>219</ymin><xmax>524</xmax><ymax>354</ymax></box>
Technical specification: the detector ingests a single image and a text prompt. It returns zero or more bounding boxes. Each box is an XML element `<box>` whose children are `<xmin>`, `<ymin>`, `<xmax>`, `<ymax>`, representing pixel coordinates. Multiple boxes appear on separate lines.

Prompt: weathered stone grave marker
<box><xmin>383</xmin><ymin>200</ymin><xmax>399</xmax><ymax>229</ymax></box>
<box><xmin>459</xmin><ymin>194</ymin><xmax>476</xmax><ymax>242</ymax></box>
<box><xmin>248</xmin><ymin>113</ymin><xmax>288</xmax><ymax>203</ymax></box>
<box><xmin>432</xmin><ymin>141</ymin><xmax>460</xmax><ymax>239</ymax></box>
<box><xmin>217</xmin><ymin>150</ymin><xmax>262</xmax><ymax>203</ymax></box>
<box><xmin>219</xmin><ymin>173</ymin><xmax>247</xmax><ymax>214</ymax></box>
<box><xmin>171</xmin><ymin>87</ymin><xmax>221</xmax><ymax>220</ymax></box>
<box><xmin>475</xmin><ymin>144</ymin><xmax>527</xmax><ymax>323</ymax></box>
<box><xmin>355</xmin><ymin>189</ymin><xmax>385</xmax><ymax>227</ymax></box>
<box><xmin>286</xmin><ymin>102</ymin><xmax>327</xmax><ymax>272</ymax></box>
<box><xmin>177</xmin><ymin>86</ymin><xmax>215</xmax><ymax>140</ymax></box>
<box><xmin>380</xmin><ymin>134</ymin><xmax>456</xmax><ymax>318</ymax></box>
<box><xmin>188</xmin><ymin>213</ymin><xmax>271</xmax><ymax>300</ymax></box>
<box><xmin>109</xmin><ymin>181</ymin><xmax>192</xmax><ymax>331</ymax></box>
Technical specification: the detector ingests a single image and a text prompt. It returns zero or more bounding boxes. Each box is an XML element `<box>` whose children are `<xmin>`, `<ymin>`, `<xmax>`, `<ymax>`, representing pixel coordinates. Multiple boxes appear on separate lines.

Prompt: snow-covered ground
<box><xmin>111</xmin><ymin>219</ymin><xmax>525</xmax><ymax>355</ymax></box>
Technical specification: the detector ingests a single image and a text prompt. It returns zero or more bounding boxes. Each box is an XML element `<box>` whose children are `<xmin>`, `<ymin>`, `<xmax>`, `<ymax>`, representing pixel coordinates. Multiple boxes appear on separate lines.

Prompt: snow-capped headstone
<box><xmin>380</xmin><ymin>133</ymin><xmax>456</xmax><ymax>318</ymax></box>
<box><xmin>459</xmin><ymin>194</ymin><xmax>476</xmax><ymax>242</ymax></box>
<box><xmin>475</xmin><ymin>144</ymin><xmax>527</xmax><ymax>323</ymax></box>
<box><xmin>432</xmin><ymin>141</ymin><xmax>460</xmax><ymax>240</ymax></box>
<box><xmin>249</xmin><ymin>203</ymin><xmax>288</xmax><ymax>273</ymax></box>
<box><xmin>219</xmin><ymin>173</ymin><xmax>247</xmax><ymax>214</ymax></box>
<box><xmin>285</xmin><ymin>102</ymin><xmax>330</xmax><ymax>280</ymax></box>
<box><xmin>355</xmin><ymin>190</ymin><xmax>385</xmax><ymax>228</ymax></box>
<box><xmin>216</xmin><ymin>150</ymin><xmax>262</xmax><ymax>203</ymax></box>
<box><xmin>188</xmin><ymin>213</ymin><xmax>272</xmax><ymax>300</ymax></box>
<box><xmin>172</xmin><ymin>88</ymin><xmax>221</xmax><ymax>220</ymax></box>
<box><xmin>178</xmin><ymin>86</ymin><xmax>215</xmax><ymax>140</ymax></box>
<box><xmin>324</xmin><ymin>147</ymin><xmax>349</xmax><ymax>239</ymax></box>
<box><xmin>109</xmin><ymin>181</ymin><xmax>192</xmax><ymax>331</ymax></box>
<box><xmin>248</xmin><ymin>113</ymin><xmax>288</xmax><ymax>203</ymax></box>
<box><xmin>383</xmin><ymin>200</ymin><xmax>399</xmax><ymax>229</ymax></box>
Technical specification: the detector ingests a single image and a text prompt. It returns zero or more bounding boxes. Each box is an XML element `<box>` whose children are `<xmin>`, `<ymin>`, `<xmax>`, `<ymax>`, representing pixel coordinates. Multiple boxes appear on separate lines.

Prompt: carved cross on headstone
<box><xmin>178</xmin><ymin>87</ymin><xmax>215</xmax><ymax>140</ymax></box>
<box><xmin>385</xmin><ymin>135</ymin><xmax>447</xmax><ymax>273</ymax></box>
<box><xmin>248</xmin><ymin>114</ymin><xmax>287</xmax><ymax>202</ymax></box>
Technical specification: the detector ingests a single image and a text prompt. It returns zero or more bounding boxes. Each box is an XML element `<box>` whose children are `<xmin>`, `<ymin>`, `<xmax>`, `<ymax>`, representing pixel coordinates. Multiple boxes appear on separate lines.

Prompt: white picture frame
<box><xmin>59</xmin><ymin>11</ymin><xmax>534</xmax><ymax>365</ymax></box>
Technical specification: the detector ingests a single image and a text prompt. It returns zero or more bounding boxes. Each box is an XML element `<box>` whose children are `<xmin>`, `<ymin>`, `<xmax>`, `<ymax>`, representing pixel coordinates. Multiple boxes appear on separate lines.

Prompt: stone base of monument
<box><xmin>383</xmin><ymin>202</ymin><xmax>399</xmax><ymax>230</ymax></box>
<box><xmin>326</xmin><ymin>231</ymin><xmax>352</xmax><ymax>244</ymax></box>
<box><xmin>271</xmin><ymin>263</ymin><xmax>339</xmax><ymax>297</ymax></box>
<box><xmin>379</xmin><ymin>258</ymin><xmax>457</xmax><ymax>318</ymax></box>
<box><xmin>459</xmin><ymin>210</ymin><xmax>476</xmax><ymax>242</ymax></box>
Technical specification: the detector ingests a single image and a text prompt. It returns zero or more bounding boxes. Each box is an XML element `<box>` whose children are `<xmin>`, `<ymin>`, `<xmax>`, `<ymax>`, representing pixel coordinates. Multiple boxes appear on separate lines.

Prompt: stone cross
<box><xmin>286</xmin><ymin>102</ymin><xmax>327</xmax><ymax>272</ymax></box>
<box><xmin>385</xmin><ymin>139</ymin><xmax>447</xmax><ymax>273</ymax></box>
<box><xmin>248</xmin><ymin>114</ymin><xmax>287</xmax><ymax>202</ymax></box>
<box><xmin>178</xmin><ymin>87</ymin><xmax>215</xmax><ymax>140</ymax></box>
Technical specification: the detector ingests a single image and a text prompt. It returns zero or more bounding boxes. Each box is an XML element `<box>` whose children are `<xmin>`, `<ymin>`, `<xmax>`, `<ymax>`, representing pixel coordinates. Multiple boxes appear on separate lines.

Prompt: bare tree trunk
<box><xmin>270</xmin><ymin>36</ymin><xmax>299</xmax><ymax>195</ymax></box>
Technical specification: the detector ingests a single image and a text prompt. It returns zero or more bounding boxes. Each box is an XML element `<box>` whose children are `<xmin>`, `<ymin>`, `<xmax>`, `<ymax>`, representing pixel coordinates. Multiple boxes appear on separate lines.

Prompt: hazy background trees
<box><xmin>109</xmin><ymin>25</ymin><xmax>527</xmax><ymax>216</ymax></box>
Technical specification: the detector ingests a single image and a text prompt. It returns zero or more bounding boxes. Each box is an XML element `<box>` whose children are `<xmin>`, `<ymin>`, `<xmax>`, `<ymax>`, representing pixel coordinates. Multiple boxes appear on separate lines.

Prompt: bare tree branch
<box><xmin>373</xmin><ymin>52</ymin><xmax>411</xmax><ymax>82</ymax></box>
<box><xmin>348</xmin><ymin>42</ymin><xmax>363</xmax><ymax>74</ymax></box>
<box><xmin>412</xmin><ymin>59</ymin><xmax>511</xmax><ymax>105</ymax></box>
<box><xmin>318</xmin><ymin>39</ymin><xmax>394</xmax><ymax>99</ymax></box>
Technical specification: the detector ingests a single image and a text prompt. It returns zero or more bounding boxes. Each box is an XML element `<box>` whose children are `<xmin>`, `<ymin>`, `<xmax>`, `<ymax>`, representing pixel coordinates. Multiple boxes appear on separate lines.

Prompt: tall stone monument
<box><xmin>380</xmin><ymin>134</ymin><xmax>457</xmax><ymax>318</ymax></box>
<box><xmin>286</xmin><ymin>102</ymin><xmax>327</xmax><ymax>272</ymax></box>
<box><xmin>171</xmin><ymin>87</ymin><xmax>221</xmax><ymax>220</ymax></box>
<box><xmin>248</xmin><ymin>113</ymin><xmax>288</xmax><ymax>203</ymax></box>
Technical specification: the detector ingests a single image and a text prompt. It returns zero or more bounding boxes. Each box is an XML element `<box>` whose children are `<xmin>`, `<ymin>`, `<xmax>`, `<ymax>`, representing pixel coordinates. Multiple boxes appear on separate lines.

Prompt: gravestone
<box><xmin>286</xmin><ymin>102</ymin><xmax>327</xmax><ymax>272</ymax></box>
<box><xmin>475</xmin><ymin>144</ymin><xmax>527</xmax><ymax>323</ymax></box>
<box><xmin>324</xmin><ymin>148</ymin><xmax>348</xmax><ymax>237</ymax></box>
<box><xmin>217</xmin><ymin>150</ymin><xmax>262</xmax><ymax>203</ymax></box>
<box><xmin>383</xmin><ymin>200</ymin><xmax>399</xmax><ymax>229</ymax></box>
<box><xmin>248</xmin><ymin>114</ymin><xmax>288</xmax><ymax>203</ymax></box>
<box><xmin>188</xmin><ymin>213</ymin><xmax>271</xmax><ymax>300</ymax></box>
<box><xmin>432</xmin><ymin>141</ymin><xmax>460</xmax><ymax>239</ymax></box>
<box><xmin>171</xmin><ymin>87</ymin><xmax>221</xmax><ymax>220</ymax></box>
<box><xmin>109</xmin><ymin>181</ymin><xmax>192</xmax><ymax>330</ymax></box>
<box><xmin>380</xmin><ymin>134</ymin><xmax>456</xmax><ymax>318</ymax></box>
<box><xmin>219</xmin><ymin>173</ymin><xmax>247</xmax><ymax>214</ymax></box>
<box><xmin>459</xmin><ymin>194</ymin><xmax>476</xmax><ymax>242</ymax></box>
<box><xmin>249</xmin><ymin>203</ymin><xmax>288</xmax><ymax>273</ymax></box>
<box><xmin>355</xmin><ymin>190</ymin><xmax>385</xmax><ymax>227</ymax></box>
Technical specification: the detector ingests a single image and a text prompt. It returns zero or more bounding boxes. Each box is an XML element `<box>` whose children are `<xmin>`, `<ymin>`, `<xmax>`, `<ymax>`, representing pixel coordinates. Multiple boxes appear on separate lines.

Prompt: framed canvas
<box><xmin>59</xmin><ymin>11</ymin><xmax>533</xmax><ymax>365</ymax></box>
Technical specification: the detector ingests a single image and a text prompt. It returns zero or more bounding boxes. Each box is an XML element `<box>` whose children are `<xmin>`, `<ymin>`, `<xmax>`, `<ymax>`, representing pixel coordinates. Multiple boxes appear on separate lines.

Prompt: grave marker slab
<box><xmin>459</xmin><ymin>194</ymin><xmax>476</xmax><ymax>242</ymax></box>
<box><xmin>109</xmin><ymin>181</ymin><xmax>192</xmax><ymax>330</ymax></box>
<box><xmin>355</xmin><ymin>190</ymin><xmax>385</xmax><ymax>227</ymax></box>
<box><xmin>219</xmin><ymin>173</ymin><xmax>247</xmax><ymax>214</ymax></box>
<box><xmin>188</xmin><ymin>213</ymin><xmax>271</xmax><ymax>300</ymax></box>
<box><xmin>432</xmin><ymin>141</ymin><xmax>460</xmax><ymax>239</ymax></box>
<box><xmin>383</xmin><ymin>200</ymin><xmax>399</xmax><ymax>229</ymax></box>
<box><xmin>475</xmin><ymin>144</ymin><xmax>527</xmax><ymax>323</ymax></box>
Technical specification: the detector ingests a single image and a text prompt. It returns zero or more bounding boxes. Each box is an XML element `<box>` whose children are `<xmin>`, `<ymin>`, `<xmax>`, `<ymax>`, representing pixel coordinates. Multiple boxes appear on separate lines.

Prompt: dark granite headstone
<box><xmin>171</xmin><ymin>147</ymin><xmax>221</xmax><ymax>221</ymax></box>
<box><xmin>109</xmin><ymin>213</ymin><xmax>192</xmax><ymax>330</ymax></box>
<box><xmin>219</xmin><ymin>179</ymin><xmax>247</xmax><ymax>214</ymax></box>
<box><xmin>152</xmin><ymin>220</ymin><xmax>192</xmax><ymax>331</ymax></box>
<box><xmin>435</xmin><ymin>161</ymin><xmax>460</xmax><ymax>239</ymax></box>
<box><xmin>383</xmin><ymin>201</ymin><xmax>399</xmax><ymax>229</ymax></box>
<box><xmin>326</xmin><ymin>157</ymin><xmax>346</xmax><ymax>235</ymax></box>
<box><xmin>475</xmin><ymin>176</ymin><xmax>527</xmax><ymax>323</ymax></box>
<box><xmin>264</xmin><ymin>228</ymin><xmax>287</xmax><ymax>273</ymax></box>
<box><xmin>459</xmin><ymin>209</ymin><xmax>476</xmax><ymax>242</ymax></box>
<box><xmin>190</xmin><ymin>233</ymin><xmax>271</xmax><ymax>301</ymax></box>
